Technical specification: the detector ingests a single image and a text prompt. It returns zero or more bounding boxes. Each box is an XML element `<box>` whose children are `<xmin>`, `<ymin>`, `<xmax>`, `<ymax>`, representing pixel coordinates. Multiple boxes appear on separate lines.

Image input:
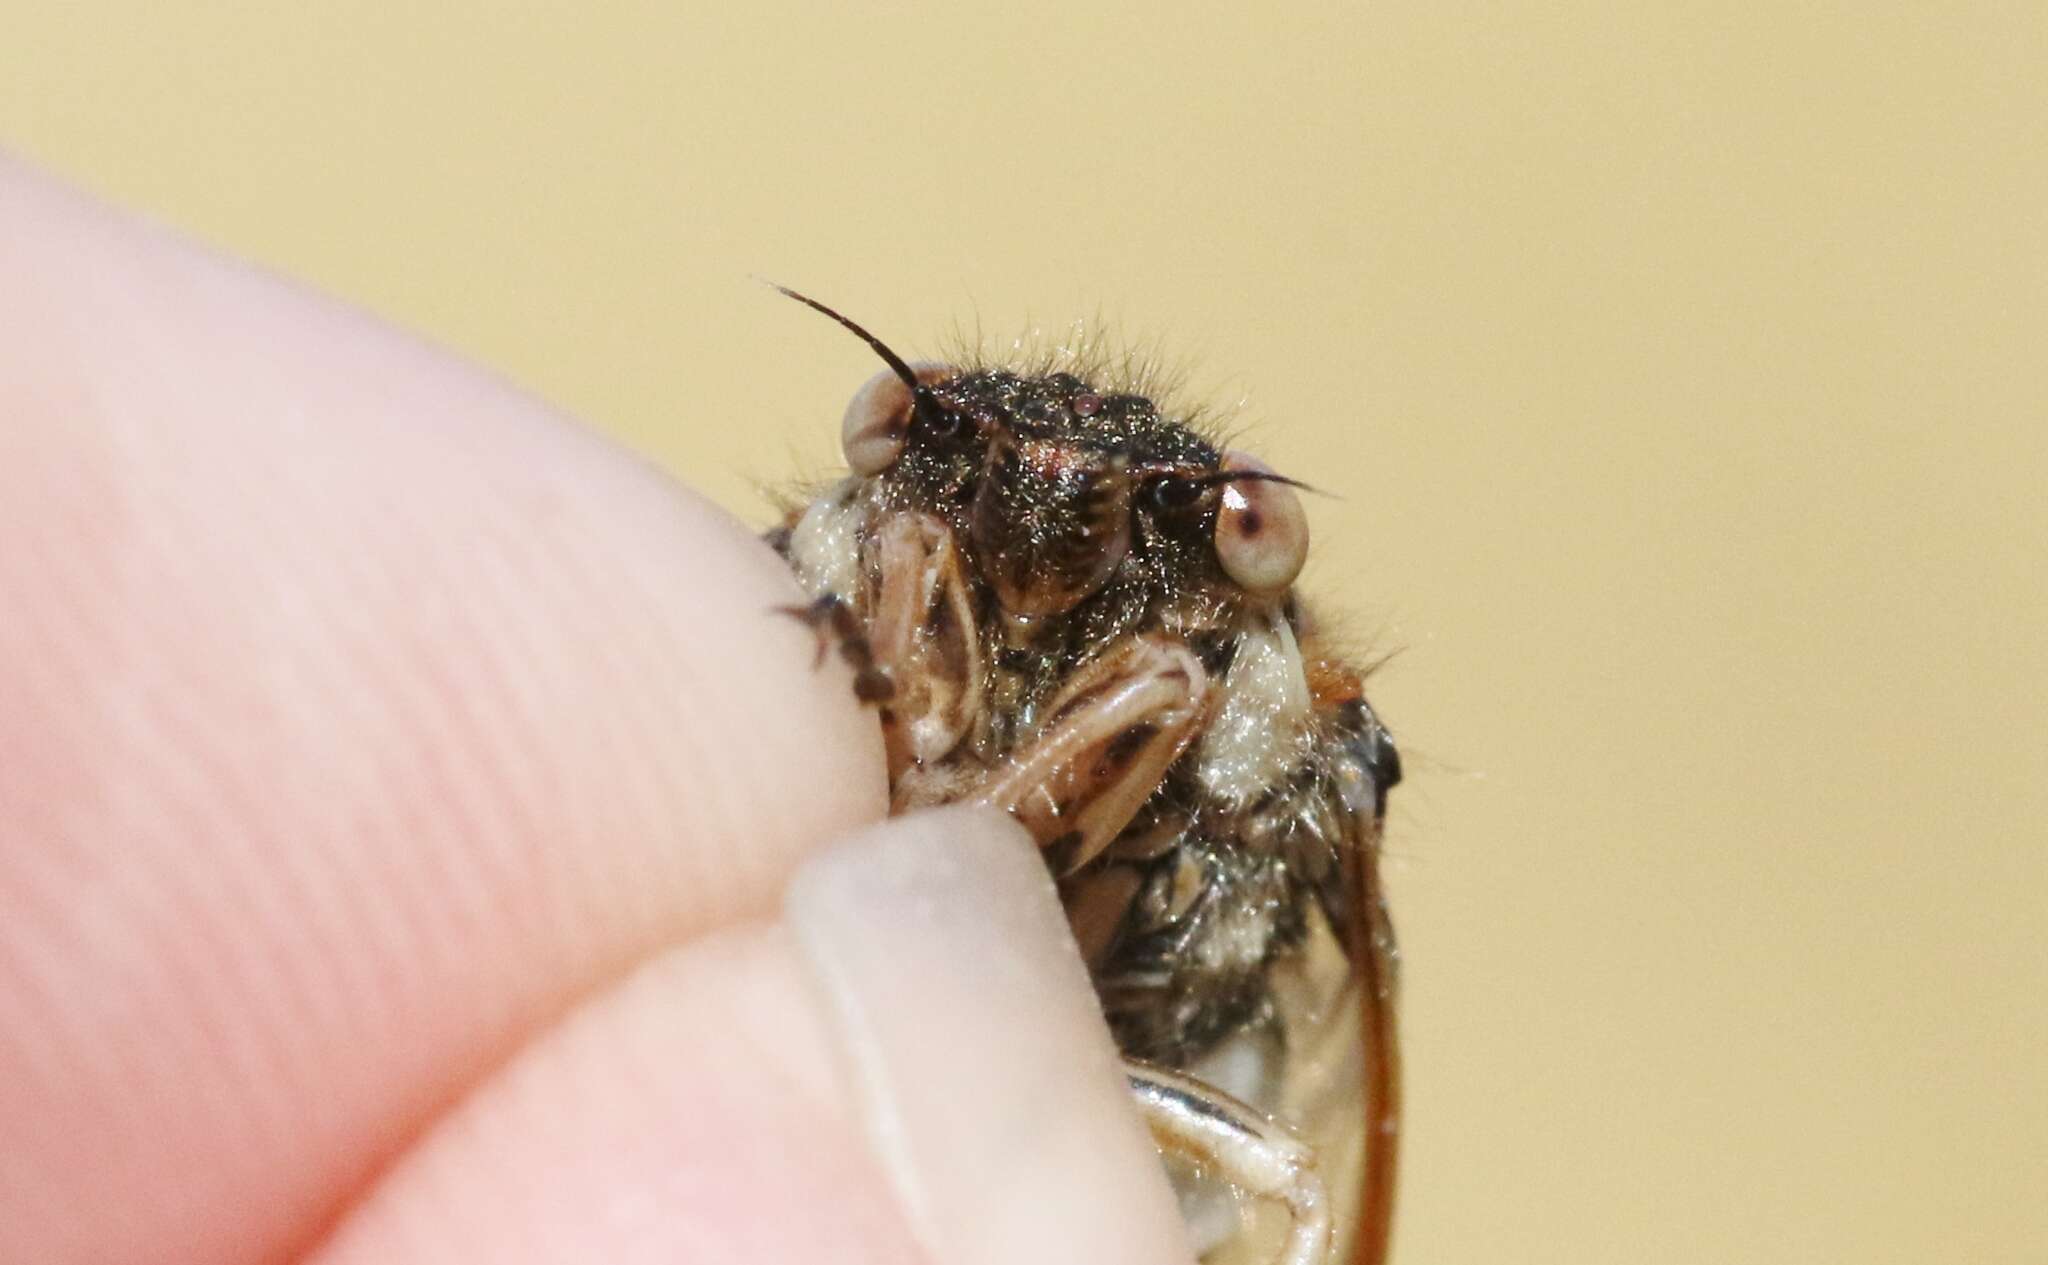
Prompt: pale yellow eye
<box><xmin>840</xmin><ymin>369</ymin><xmax>912</xmax><ymax>475</ymax></box>
<box><xmin>1213</xmin><ymin>451</ymin><xmax>1308</xmax><ymax>597</ymax></box>
<box><xmin>840</xmin><ymin>361</ymin><xmax>953</xmax><ymax>476</ymax></box>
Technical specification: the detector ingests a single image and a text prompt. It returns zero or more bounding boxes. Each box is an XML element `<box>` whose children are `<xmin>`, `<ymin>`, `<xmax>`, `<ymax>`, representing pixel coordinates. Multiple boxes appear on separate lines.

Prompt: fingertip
<box><xmin>786</xmin><ymin>806</ymin><xmax>1196</xmax><ymax>1265</ymax></box>
<box><xmin>314</xmin><ymin>809</ymin><xmax>1194</xmax><ymax>1265</ymax></box>
<box><xmin>309</xmin><ymin>924</ymin><xmax>924</xmax><ymax>1265</ymax></box>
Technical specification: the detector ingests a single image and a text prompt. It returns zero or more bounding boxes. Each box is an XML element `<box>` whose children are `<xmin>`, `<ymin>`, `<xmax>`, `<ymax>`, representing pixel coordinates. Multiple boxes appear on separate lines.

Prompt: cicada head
<box><xmin>780</xmin><ymin>286</ymin><xmax>1314</xmax><ymax>623</ymax></box>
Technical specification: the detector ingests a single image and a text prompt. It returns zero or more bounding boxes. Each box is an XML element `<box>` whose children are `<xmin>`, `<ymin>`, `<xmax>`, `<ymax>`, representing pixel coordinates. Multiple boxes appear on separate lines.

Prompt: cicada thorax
<box><xmin>769</xmin><ymin>289</ymin><xmax>1400</xmax><ymax>1265</ymax></box>
<box><xmin>783</xmin><ymin>477</ymin><xmax>1398</xmax><ymax>1263</ymax></box>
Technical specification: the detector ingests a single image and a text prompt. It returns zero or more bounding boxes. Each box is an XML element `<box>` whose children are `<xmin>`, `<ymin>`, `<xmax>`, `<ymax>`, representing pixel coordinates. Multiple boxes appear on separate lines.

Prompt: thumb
<box><xmin>309</xmin><ymin>805</ymin><xmax>1196</xmax><ymax>1265</ymax></box>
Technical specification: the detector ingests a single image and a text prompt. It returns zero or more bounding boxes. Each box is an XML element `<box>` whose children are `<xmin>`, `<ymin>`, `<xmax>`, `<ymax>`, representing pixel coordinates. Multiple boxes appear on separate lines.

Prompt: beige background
<box><xmin>5</xmin><ymin>4</ymin><xmax>2043</xmax><ymax>1260</ymax></box>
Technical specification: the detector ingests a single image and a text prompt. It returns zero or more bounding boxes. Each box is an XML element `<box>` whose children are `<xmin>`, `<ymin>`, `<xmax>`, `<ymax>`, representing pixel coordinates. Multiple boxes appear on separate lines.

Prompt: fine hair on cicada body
<box><xmin>768</xmin><ymin>287</ymin><xmax>1403</xmax><ymax>1265</ymax></box>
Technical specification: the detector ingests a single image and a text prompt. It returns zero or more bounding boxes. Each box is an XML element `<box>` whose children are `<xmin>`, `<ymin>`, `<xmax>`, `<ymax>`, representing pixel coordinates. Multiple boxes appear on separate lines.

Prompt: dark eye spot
<box><xmin>1236</xmin><ymin>509</ymin><xmax>1263</xmax><ymax>536</ymax></box>
<box><xmin>913</xmin><ymin>394</ymin><xmax>964</xmax><ymax>438</ymax></box>
<box><xmin>1148</xmin><ymin>478</ymin><xmax>1204</xmax><ymax>512</ymax></box>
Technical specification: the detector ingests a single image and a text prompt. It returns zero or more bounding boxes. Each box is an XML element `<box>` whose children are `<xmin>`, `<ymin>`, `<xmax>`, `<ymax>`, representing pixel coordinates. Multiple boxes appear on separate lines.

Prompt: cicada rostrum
<box><xmin>768</xmin><ymin>289</ymin><xmax>1403</xmax><ymax>1265</ymax></box>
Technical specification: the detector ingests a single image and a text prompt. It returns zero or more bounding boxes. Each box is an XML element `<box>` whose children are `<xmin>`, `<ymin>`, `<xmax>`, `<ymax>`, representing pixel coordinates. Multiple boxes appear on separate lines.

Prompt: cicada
<box><xmin>768</xmin><ymin>289</ymin><xmax>1403</xmax><ymax>1265</ymax></box>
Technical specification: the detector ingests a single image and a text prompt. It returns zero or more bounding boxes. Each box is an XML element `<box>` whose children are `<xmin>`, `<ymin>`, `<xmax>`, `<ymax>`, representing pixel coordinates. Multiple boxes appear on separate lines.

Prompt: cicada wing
<box><xmin>1179</xmin><ymin>806</ymin><xmax>1396</xmax><ymax>1265</ymax></box>
<box><xmin>1341</xmin><ymin>818</ymin><xmax>1400</xmax><ymax>1265</ymax></box>
<box><xmin>1288</xmin><ymin>852</ymin><xmax>1398</xmax><ymax>1265</ymax></box>
<box><xmin>1305</xmin><ymin>681</ymin><xmax>1403</xmax><ymax>1265</ymax></box>
<box><xmin>1255</xmin><ymin>752</ymin><xmax>1400</xmax><ymax>1265</ymax></box>
<box><xmin>1162</xmin><ymin>889</ymin><xmax>1357</xmax><ymax>1265</ymax></box>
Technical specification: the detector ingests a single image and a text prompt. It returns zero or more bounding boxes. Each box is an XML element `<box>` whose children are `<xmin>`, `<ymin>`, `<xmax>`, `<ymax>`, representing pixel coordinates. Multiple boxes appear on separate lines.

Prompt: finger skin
<box><xmin>0</xmin><ymin>157</ymin><xmax>884</xmax><ymax>1263</ymax></box>
<box><xmin>309</xmin><ymin>808</ymin><xmax>1193</xmax><ymax>1265</ymax></box>
<box><xmin>307</xmin><ymin>924</ymin><xmax>927</xmax><ymax>1265</ymax></box>
<box><xmin>785</xmin><ymin>808</ymin><xmax>1197</xmax><ymax>1265</ymax></box>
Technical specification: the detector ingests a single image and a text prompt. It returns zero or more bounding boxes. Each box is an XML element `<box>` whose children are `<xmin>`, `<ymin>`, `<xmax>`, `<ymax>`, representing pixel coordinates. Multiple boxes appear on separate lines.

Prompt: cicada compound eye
<box><xmin>841</xmin><ymin>361</ymin><xmax>953</xmax><ymax>476</ymax></box>
<box><xmin>1214</xmin><ymin>451</ymin><xmax>1309</xmax><ymax>597</ymax></box>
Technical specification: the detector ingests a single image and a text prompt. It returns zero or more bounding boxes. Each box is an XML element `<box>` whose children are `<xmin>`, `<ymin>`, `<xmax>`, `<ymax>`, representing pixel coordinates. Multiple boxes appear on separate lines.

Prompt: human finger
<box><xmin>0</xmin><ymin>156</ymin><xmax>880</xmax><ymax>1263</ymax></box>
<box><xmin>308</xmin><ymin>808</ymin><xmax>1193</xmax><ymax>1265</ymax></box>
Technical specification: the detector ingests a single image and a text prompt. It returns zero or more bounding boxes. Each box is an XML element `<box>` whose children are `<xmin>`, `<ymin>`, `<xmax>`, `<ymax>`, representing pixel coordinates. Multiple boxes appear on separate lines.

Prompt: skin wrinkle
<box><xmin>0</xmin><ymin>860</ymin><xmax>66</xmax><ymax>1083</ymax></box>
<box><xmin>299</xmin><ymin>593</ymin><xmax>860</xmax><ymax>1252</ymax></box>
<box><xmin>443</xmin><ymin>477</ymin><xmax>794</xmax><ymax>965</ymax></box>
<box><xmin>285</xmin><ymin>523</ymin><xmax>744</xmax><ymax>1238</ymax></box>
<box><xmin>118</xmin><ymin>452</ymin><xmax>460</xmax><ymax>1180</ymax></box>
<box><xmin>615</xmin><ymin>515</ymin><xmax>813</xmax><ymax>867</ymax></box>
<box><xmin>284</xmin><ymin>532</ymin><xmax>468</xmax><ymax>974</ymax></box>
<box><xmin>608</xmin><ymin>543</ymin><xmax>763</xmax><ymax>868</ymax></box>
<box><xmin>377</xmin><ymin>598</ymin><xmax>544</xmax><ymax>1002</ymax></box>
<box><xmin>481</xmin><ymin>507</ymin><xmax>672</xmax><ymax>954</ymax></box>
<box><xmin>27</xmin><ymin>871</ymin><xmax>206</xmax><ymax>1248</ymax></box>
<box><xmin>108</xmin><ymin>681</ymin><xmax>312</xmax><ymax>1223</ymax></box>
<box><xmin>0</xmin><ymin>447</ymin><xmax>118</xmax><ymax>831</ymax></box>
<box><xmin>310</xmin><ymin>510</ymin><xmax>538</xmax><ymax>1004</ymax></box>
<box><xmin>85</xmin><ymin>657</ymin><xmax>232</xmax><ymax>1085</ymax></box>
<box><xmin>319</xmin><ymin>551</ymin><xmax>583</xmax><ymax>1223</ymax></box>
<box><xmin>244</xmin><ymin>621</ymin><xmax>426</xmax><ymax>1103</ymax></box>
<box><xmin>0</xmin><ymin>858</ymin><xmax>170</xmax><ymax>1222</ymax></box>
<box><xmin>141</xmin><ymin>683</ymin><xmax>319</xmax><ymax>1113</ymax></box>
<box><xmin>368</xmin><ymin>486</ymin><xmax>682</xmax><ymax>1015</ymax></box>
<box><xmin>0</xmin><ymin>180</ymin><xmax>243</xmax><ymax>1252</ymax></box>
<box><xmin>225</xmin><ymin>238</ymin><xmax>637</xmax><ymax>1029</ymax></box>
<box><xmin>466</xmin><ymin>524</ymin><xmax>610</xmax><ymax>937</ymax></box>
<box><xmin>227</xmin><ymin>816</ymin><xmax>377</xmax><ymax>1166</ymax></box>
<box><xmin>260</xmin><ymin>626</ymin><xmax>454</xmax><ymax>1118</ymax></box>
<box><xmin>309</xmin><ymin>928</ymin><xmax>929</xmax><ymax>1265</ymax></box>
<box><xmin>12</xmin><ymin>444</ymin><xmax>136</xmax><ymax>861</ymax></box>
<box><xmin>585</xmin><ymin>504</ymin><xmax>875</xmax><ymax>923</ymax></box>
<box><xmin>341</xmin><ymin>502</ymin><xmax>553</xmax><ymax>982</ymax></box>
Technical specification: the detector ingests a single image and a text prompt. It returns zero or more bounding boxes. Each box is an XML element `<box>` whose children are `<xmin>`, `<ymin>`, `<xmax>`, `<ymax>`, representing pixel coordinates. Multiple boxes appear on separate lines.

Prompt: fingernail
<box><xmin>784</xmin><ymin>805</ymin><xmax>1194</xmax><ymax>1265</ymax></box>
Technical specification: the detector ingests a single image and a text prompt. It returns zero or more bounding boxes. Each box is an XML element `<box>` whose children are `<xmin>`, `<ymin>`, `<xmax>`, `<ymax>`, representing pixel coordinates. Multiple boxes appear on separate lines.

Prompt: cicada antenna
<box><xmin>1190</xmin><ymin>468</ymin><xmax>1321</xmax><ymax>495</ymax></box>
<box><xmin>763</xmin><ymin>282</ymin><xmax>921</xmax><ymax>395</ymax></box>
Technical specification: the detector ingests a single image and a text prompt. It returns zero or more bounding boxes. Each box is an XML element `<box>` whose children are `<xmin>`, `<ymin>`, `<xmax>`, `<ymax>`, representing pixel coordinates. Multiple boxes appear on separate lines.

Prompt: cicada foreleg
<box><xmin>1126</xmin><ymin>1061</ymin><xmax>1332</xmax><ymax>1265</ymax></box>
<box><xmin>863</xmin><ymin>511</ymin><xmax>984</xmax><ymax>782</ymax></box>
<box><xmin>970</xmin><ymin>636</ymin><xmax>1210</xmax><ymax>875</ymax></box>
<box><xmin>779</xmin><ymin>592</ymin><xmax>894</xmax><ymax>704</ymax></box>
<box><xmin>784</xmin><ymin>507</ymin><xmax>988</xmax><ymax>784</ymax></box>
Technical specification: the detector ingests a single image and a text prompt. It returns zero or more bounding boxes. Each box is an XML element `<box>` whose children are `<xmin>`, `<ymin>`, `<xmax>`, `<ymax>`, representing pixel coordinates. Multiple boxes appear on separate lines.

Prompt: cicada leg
<box><xmin>863</xmin><ymin>511</ymin><xmax>983</xmax><ymax>781</ymax></box>
<box><xmin>1125</xmin><ymin>1061</ymin><xmax>1331</xmax><ymax>1265</ymax></box>
<box><xmin>971</xmin><ymin>636</ymin><xmax>1211</xmax><ymax>875</ymax></box>
<box><xmin>778</xmin><ymin>592</ymin><xmax>894</xmax><ymax>704</ymax></box>
<box><xmin>783</xmin><ymin>508</ymin><xmax>985</xmax><ymax>783</ymax></box>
